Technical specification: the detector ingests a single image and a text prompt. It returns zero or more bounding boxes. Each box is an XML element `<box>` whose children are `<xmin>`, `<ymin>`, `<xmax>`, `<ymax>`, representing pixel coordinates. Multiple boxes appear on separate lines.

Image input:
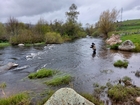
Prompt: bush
<box><xmin>113</xmin><ymin>60</ymin><xmax>128</xmax><ymax>68</ymax></box>
<box><xmin>10</xmin><ymin>29</ymin><xmax>44</xmax><ymax>45</ymax></box>
<box><xmin>110</xmin><ymin>44</ymin><xmax>120</xmax><ymax>50</ymax></box>
<box><xmin>108</xmin><ymin>84</ymin><xmax>127</xmax><ymax>102</ymax></box>
<box><xmin>132</xmin><ymin>43</ymin><xmax>140</xmax><ymax>52</ymax></box>
<box><xmin>28</xmin><ymin>68</ymin><xmax>56</xmax><ymax>79</ymax></box>
<box><xmin>62</xmin><ymin>34</ymin><xmax>72</xmax><ymax>42</ymax></box>
<box><xmin>44</xmin><ymin>32</ymin><xmax>63</xmax><ymax>44</ymax></box>
<box><xmin>91</xmin><ymin>30</ymin><xmax>100</xmax><ymax>37</ymax></box>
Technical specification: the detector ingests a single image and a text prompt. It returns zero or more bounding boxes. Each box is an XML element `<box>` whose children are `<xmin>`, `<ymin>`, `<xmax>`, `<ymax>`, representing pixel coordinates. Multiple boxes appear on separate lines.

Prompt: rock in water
<box><xmin>44</xmin><ymin>88</ymin><xmax>95</xmax><ymax>105</ymax></box>
<box><xmin>118</xmin><ymin>40</ymin><xmax>135</xmax><ymax>51</ymax></box>
<box><xmin>0</xmin><ymin>62</ymin><xmax>18</xmax><ymax>71</ymax></box>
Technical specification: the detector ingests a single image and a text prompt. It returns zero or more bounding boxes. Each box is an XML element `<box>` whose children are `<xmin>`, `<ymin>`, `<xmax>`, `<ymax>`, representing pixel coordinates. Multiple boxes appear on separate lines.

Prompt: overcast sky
<box><xmin>0</xmin><ymin>0</ymin><xmax>140</xmax><ymax>26</ymax></box>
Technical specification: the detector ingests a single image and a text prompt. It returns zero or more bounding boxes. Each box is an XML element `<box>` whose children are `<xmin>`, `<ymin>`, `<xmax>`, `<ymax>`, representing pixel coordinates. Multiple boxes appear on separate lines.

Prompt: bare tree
<box><xmin>98</xmin><ymin>8</ymin><xmax>119</xmax><ymax>38</ymax></box>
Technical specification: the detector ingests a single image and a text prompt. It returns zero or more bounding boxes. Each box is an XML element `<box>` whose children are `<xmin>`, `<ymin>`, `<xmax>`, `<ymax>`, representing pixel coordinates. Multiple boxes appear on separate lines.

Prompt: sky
<box><xmin>0</xmin><ymin>0</ymin><xmax>140</xmax><ymax>26</ymax></box>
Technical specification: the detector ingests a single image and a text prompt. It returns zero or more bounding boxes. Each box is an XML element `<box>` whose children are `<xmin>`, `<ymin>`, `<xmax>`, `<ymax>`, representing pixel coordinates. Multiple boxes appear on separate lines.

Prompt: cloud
<box><xmin>0</xmin><ymin>0</ymin><xmax>140</xmax><ymax>26</ymax></box>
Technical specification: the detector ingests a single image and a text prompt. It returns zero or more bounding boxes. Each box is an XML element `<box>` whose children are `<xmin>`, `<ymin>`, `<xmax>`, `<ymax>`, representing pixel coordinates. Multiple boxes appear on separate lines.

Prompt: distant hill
<box><xmin>117</xmin><ymin>19</ymin><xmax>140</xmax><ymax>31</ymax></box>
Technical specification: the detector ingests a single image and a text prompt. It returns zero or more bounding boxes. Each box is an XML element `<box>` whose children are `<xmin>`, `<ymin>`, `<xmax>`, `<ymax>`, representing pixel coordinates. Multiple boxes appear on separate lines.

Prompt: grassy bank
<box><xmin>0</xmin><ymin>42</ymin><xmax>10</xmax><ymax>47</ymax></box>
<box><xmin>0</xmin><ymin>92</ymin><xmax>30</xmax><ymax>105</ymax></box>
<box><xmin>121</xmin><ymin>34</ymin><xmax>140</xmax><ymax>52</ymax></box>
<box><xmin>109</xmin><ymin>19</ymin><xmax>140</xmax><ymax>52</ymax></box>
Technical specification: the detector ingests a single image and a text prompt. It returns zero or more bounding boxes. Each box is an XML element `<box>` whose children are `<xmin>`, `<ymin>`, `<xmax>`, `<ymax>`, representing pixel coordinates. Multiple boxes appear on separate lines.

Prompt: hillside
<box><xmin>117</xmin><ymin>19</ymin><xmax>140</xmax><ymax>30</ymax></box>
<box><xmin>113</xmin><ymin>19</ymin><xmax>140</xmax><ymax>35</ymax></box>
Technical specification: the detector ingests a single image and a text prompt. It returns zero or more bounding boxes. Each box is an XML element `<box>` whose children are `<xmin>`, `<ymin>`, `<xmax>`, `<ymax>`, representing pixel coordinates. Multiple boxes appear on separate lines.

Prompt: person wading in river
<box><xmin>90</xmin><ymin>43</ymin><xmax>96</xmax><ymax>54</ymax></box>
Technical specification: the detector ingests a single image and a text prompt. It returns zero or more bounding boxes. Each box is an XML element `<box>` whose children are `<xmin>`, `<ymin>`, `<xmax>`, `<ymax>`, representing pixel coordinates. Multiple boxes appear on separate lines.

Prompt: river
<box><xmin>0</xmin><ymin>36</ymin><xmax>140</xmax><ymax>102</ymax></box>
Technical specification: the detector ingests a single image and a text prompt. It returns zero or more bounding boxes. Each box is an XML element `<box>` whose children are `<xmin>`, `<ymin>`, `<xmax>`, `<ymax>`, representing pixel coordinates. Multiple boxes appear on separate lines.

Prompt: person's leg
<box><xmin>94</xmin><ymin>49</ymin><xmax>96</xmax><ymax>54</ymax></box>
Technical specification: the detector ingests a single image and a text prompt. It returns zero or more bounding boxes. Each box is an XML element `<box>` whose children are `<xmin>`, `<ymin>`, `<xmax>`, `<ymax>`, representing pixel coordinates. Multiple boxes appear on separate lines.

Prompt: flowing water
<box><xmin>0</xmin><ymin>36</ymin><xmax>140</xmax><ymax>102</ymax></box>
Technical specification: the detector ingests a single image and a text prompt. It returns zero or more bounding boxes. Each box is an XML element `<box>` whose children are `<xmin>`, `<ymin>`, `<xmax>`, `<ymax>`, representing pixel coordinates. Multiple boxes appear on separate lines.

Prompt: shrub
<box><xmin>44</xmin><ymin>32</ymin><xmax>63</xmax><ymax>44</ymax></box>
<box><xmin>110</xmin><ymin>44</ymin><xmax>120</xmax><ymax>50</ymax></box>
<box><xmin>62</xmin><ymin>34</ymin><xmax>72</xmax><ymax>42</ymax></box>
<box><xmin>10</xmin><ymin>29</ymin><xmax>44</xmax><ymax>45</ymax></box>
<box><xmin>28</xmin><ymin>68</ymin><xmax>56</xmax><ymax>79</ymax></box>
<box><xmin>113</xmin><ymin>60</ymin><xmax>128</xmax><ymax>68</ymax></box>
<box><xmin>91</xmin><ymin>30</ymin><xmax>100</xmax><ymax>37</ymax></box>
<box><xmin>45</xmin><ymin>75</ymin><xmax>72</xmax><ymax>86</ymax></box>
<box><xmin>132</xmin><ymin>43</ymin><xmax>140</xmax><ymax>52</ymax></box>
<box><xmin>108</xmin><ymin>84</ymin><xmax>127</xmax><ymax>102</ymax></box>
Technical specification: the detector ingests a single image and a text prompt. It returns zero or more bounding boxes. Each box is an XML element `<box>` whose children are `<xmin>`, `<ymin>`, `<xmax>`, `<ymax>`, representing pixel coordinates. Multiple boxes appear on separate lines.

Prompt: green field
<box><xmin>110</xmin><ymin>19</ymin><xmax>140</xmax><ymax>52</ymax></box>
<box><xmin>121</xmin><ymin>34</ymin><xmax>140</xmax><ymax>44</ymax></box>
<box><xmin>116</xmin><ymin>19</ymin><xmax>140</xmax><ymax>31</ymax></box>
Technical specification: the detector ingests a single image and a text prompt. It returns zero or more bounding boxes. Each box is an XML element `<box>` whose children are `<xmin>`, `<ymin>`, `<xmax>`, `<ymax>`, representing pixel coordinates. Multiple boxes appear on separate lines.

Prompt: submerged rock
<box><xmin>0</xmin><ymin>62</ymin><xmax>18</xmax><ymax>71</ymax></box>
<box><xmin>135</xmin><ymin>71</ymin><xmax>140</xmax><ymax>77</ymax></box>
<box><xmin>44</xmin><ymin>88</ymin><xmax>95</xmax><ymax>105</ymax></box>
<box><xmin>118</xmin><ymin>40</ymin><xmax>135</xmax><ymax>51</ymax></box>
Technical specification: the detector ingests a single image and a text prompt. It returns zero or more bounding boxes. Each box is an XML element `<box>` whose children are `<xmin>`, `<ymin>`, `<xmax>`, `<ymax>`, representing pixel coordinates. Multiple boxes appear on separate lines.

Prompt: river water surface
<box><xmin>0</xmin><ymin>36</ymin><xmax>140</xmax><ymax>101</ymax></box>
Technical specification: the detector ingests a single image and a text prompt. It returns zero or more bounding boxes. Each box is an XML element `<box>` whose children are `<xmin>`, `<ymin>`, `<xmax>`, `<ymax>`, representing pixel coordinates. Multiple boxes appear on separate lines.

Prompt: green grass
<box><xmin>121</xmin><ymin>34</ymin><xmax>140</xmax><ymax>44</ymax></box>
<box><xmin>110</xmin><ymin>19</ymin><xmax>140</xmax><ymax>37</ymax></box>
<box><xmin>0</xmin><ymin>92</ymin><xmax>30</xmax><ymax>105</ymax></box>
<box><xmin>28</xmin><ymin>68</ymin><xmax>57</xmax><ymax>79</ymax></box>
<box><xmin>45</xmin><ymin>74</ymin><xmax>72</xmax><ymax>86</ymax></box>
<box><xmin>80</xmin><ymin>93</ymin><xmax>104</xmax><ymax>105</ymax></box>
<box><xmin>121</xmin><ymin>34</ymin><xmax>140</xmax><ymax>52</ymax></box>
<box><xmin>108</xmin><ymin>84</ymin><xmax>140</xmax><ymax>102</ymax></box>
<box><xmin>120</xmin><ymin>19</ymin><xmax>140</xmax><ymax>25</ymax></box>
<box><xmin>113</xmin><ymin>60</ymin><xmax>128</xmax><ymax>68</ymax></box>
<box><xmin>0</xmin><ymin>42</ymin><xmax>10</xmax><ymax>47</ymax></box>
<box><xmin>37</xmin><ymin>90</ymin><xmax>55</xmax><ymax>105</ymax></box>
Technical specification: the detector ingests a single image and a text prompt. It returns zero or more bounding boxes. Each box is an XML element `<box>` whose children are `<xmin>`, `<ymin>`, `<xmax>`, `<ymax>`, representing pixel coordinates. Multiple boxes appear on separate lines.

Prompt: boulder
<box><xmin>136</xmin><ymin>97</ymin><xmax>140</xmax><ymax>103</ymax></box>
<box><xmin>118</xmin><ymin>40</ymin><xmax>135</xmax><ymax>51</ymax></box>
<box><xmin>106</xmin><ymin>34</ymin><xmax>122</xmax><ymax>45</ymax></box>
<box><xmin>44</xmin><ymin>88</ymin><xmax>95</xmax><ymax>105</ymax></box>
<box><xmin>0</xmin><ymin>62</ymin><xmax>18</xmax><ymax>71</ymax></box>
<box><xmin>18</xmin><ymin>43</ymin><xmax>24</xmax><ymax>47</ymax></box>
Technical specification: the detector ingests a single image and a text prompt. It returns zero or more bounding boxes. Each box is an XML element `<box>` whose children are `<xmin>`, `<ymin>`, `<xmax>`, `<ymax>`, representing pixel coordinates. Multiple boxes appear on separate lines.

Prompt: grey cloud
<box><xmin>0</xmin><ymin>0</ymin><xmax>140</xmax><ymax>26</ymax></box>
<box><xmin>0</xmin><ymin>0</ymin><xmax>74</xmax><ymax>17</ymax></box>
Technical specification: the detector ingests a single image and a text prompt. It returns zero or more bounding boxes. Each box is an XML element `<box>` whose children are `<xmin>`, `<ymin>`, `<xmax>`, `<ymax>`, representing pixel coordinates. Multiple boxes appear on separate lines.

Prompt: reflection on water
<box><xmin>0</xmin><ymin>37</ymin><xmax>140</xmax><ymax>98</ymax></box>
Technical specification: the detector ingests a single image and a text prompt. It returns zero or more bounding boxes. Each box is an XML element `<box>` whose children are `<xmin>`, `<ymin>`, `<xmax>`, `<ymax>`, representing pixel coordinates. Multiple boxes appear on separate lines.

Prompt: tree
<box><xmin>65</xmin><ymin>4</ymin><xmax>81</xmax><ymax>37</ymax></box>
<box><xmin>85</xmin><ymin>23</ymin><xmax>95</xmax><ymax>35</ymax></box>
<box><xmin>66</xmin><ymin>3</ymin><xmax>79</xmax><ymax>23</ymax></box>
<box><xmin>98</xmin><ymin>8</ymin><xmax>119</xmax><ymax>38</ymax></box>
<box><xmin>34</xmin><ymin>18</ymin><xmax>50</xmax><ymax>35</ymax></box>
<box><xmin>49</xmin><ymin>19</ymin><xmax>64</xmax><ymax>35</ymax></box>
<box><xmin>0</xmin><ymin>23</ymin><xmax>7</xmax><ymax>42</ymax></box>
<box><xmin>6</xmin><ymin>17</ymin><xmax>19</xmax><ymax>36</ymax></box>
